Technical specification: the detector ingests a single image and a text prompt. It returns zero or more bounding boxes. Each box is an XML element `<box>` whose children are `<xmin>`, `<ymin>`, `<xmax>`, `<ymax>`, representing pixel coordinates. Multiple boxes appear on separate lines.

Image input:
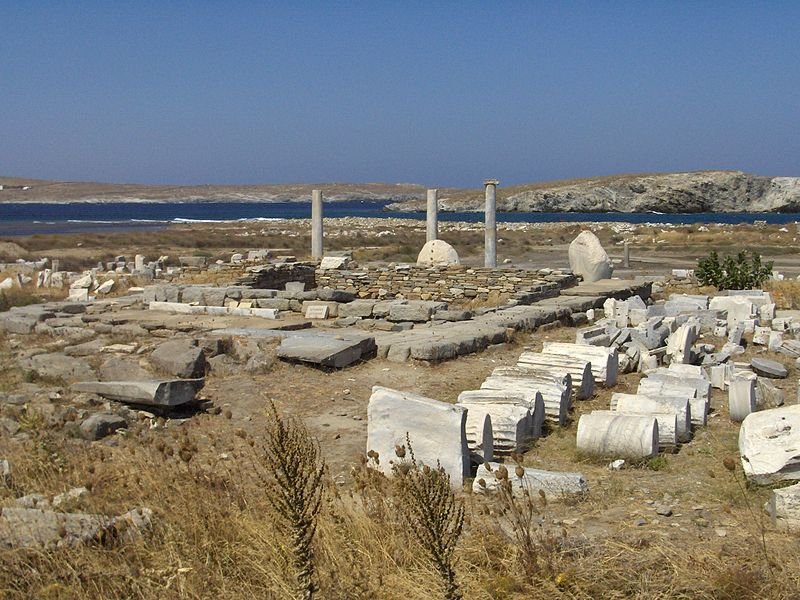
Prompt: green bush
<box><xmin>696</xmin><ymin>250</ymin><xmax>773</xmax><ymax>290</ymax></box>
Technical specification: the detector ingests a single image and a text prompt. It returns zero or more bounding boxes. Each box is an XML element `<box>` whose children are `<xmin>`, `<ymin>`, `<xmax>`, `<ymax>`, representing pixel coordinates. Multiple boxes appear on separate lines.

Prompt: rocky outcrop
<box><xmin>387</xmin><ymin>171</ymin><xmax>800</xmax><ymax>213</ymax></box>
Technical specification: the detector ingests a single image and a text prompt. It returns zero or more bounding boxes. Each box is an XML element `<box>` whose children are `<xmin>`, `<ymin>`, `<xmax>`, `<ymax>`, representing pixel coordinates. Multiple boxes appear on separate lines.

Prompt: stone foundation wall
<box><xmin>238</xmin><ymin>262</ymin><xmax>317</xmax><ymax>290</ymax></box>
<box><xmin>315</xmin><ymin>265</ymin><xmax>577</xmax><ymax>303</ymax></box>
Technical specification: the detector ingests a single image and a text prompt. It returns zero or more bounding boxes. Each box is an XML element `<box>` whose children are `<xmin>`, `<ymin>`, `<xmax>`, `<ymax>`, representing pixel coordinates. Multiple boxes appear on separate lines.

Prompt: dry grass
<box><xmin>3</xmin><ymin>403</ymin><xmax>800</xmax><ymax>600</ymax></box>
<box><xmin>765</xmin><ymin>279</ymin><xmax>800</xmax><ymax>309</ymax></box>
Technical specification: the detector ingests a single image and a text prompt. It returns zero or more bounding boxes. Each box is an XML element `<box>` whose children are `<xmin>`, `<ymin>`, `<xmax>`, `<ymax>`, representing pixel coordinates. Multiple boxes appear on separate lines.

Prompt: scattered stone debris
<box><xmin>0</xmin><ymin>505</ymin><xmax>153</xmax><ymax>549</ymax></box>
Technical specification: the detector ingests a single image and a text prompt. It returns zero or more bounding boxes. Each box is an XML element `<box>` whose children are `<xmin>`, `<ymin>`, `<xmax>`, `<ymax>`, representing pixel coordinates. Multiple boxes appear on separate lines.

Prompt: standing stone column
<box><xmin>484</xmin><ymin>179</ymin><xmax>499</xmax><ymax>268</ymax></box>
<box><xmin>426</xmin><ymin>189</ymin><xmax>439</xmax><ymax>242</ymax></box>
<box><xmin>311</xmin><ymin>189</ymin><xmax>323</xmax><ymax>259</ymax></box>
<box><xmin>623</xmin><ymin>241</ymin><xmax>630</xmax><ymax>268</ymax></box>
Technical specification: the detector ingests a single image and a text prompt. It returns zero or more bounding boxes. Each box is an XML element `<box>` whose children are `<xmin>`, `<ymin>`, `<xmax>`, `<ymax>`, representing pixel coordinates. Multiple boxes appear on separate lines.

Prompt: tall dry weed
<box><xmin>391</xmin><ymin>439</ymin><xmax>464</xmax><ymax>600</ymax></box>
<box><xmin>255</xmin><ymin>401</ymin><xmax>325</xmax><ymax>600</ymax></box>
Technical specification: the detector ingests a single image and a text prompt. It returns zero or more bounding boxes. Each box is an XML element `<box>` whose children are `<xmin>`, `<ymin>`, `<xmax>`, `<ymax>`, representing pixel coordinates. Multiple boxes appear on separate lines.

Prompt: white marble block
<box><xmin>729</xmin><ymin>372</ymin><xmax>757</xmax><ymax>422</ymax></box>
<box><xmin>739</xmin><ymin>405</ymin><xmax>800</xmax><ymax>485</ymax></box>
<box><xmin>367</xmin><ymin>386</ymin><xmax>471</xmax><ymax>488</ymax></box>
<box><xmin>611</xmin><ymin>392</ymin><xmax>691</xmax><ymax>442</ymax></box>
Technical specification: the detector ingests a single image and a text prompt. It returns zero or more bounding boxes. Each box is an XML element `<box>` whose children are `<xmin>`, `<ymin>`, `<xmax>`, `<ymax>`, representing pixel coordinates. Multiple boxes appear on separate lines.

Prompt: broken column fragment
<box><xmin>366</xmin><ymin>386</ymin><xmax>473</xmax><ymax>488</ymax></box>
<box><xmin>473</xmin><ymin>462</ymin><xmax>588</xmax><ymax>498</ymax></box>
<box><xmin>739</xmin><ymin>405</ymin><xmax>800</xmax><ymax>485</ymax></box>
<box><xmin>576</xmin><ymin>412</ymin><xmax>659</xmax><ymax>460</ymax></box>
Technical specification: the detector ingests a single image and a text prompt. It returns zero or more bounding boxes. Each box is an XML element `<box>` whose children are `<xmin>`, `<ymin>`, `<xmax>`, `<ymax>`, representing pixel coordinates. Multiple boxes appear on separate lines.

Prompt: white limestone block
<box><xmin>67</xmin><ymin>288</ymin><xmax>89</xmax><ymax>302</ymax></box>
<box><xmin>304</xmin><ymin>304</ymin><xmax>330</xmax><ymax>319</ymax></box>
<box><xmin>710</xmin><ymin>296</ymin><xmax>755</xmax><ymax>327</ymax></box>
<box><xmin>768</xmin><ymin>482</ymin><xmax>800</xmax><ymax>530</ymax></box>
<box><xmin>480</xmin><ymin>376</ymin><xmax>570</xmax><ymax>426</ymax></box>
<box><xmin>319</xmin><ymin>256</ymin><xmax>350</xmax><ymax>270</ymax></box>
<box><xmin>769</xmin><ymin>331</ymin><xmax>784</xmax><ymax>352</ymax></box>
<box><xmin>593</xmin><ymin>409</ymin><xmax>677</xmax><ymax>449</ymax></box>
<box><xmin>459</xmin><ymin>402</ymin><xmax>528</xmax><ymax>457</ymax></box>
<box><xmin>753</xmin><ymin>326</ymin><xmax>772</xmax><ymax>346</ymax></box>
<box><xmin>250</xmin><ymin>308</ymin><xmax>280</xmax><ymax>320</ymax></box>
<box><xmin>95</xmin><ymin>279</ymin><xmax>114</xmax><ymax>294</ymax></box>
<box><xmin>739</xmin><ymin>405</ymin><xmax>800</xmax><ymax>485</ymax></box>
<box><xmin>756</xmin><ymin>377</ymin><xmax>785</xmax><ymax>410</ymax></box>
<box><xmin>148</xmin><ymin>301</ymin><xmax>193</xmax><ymax>314</ymax></box>
<box><xmin>568</xmin><ymin>231</ymin><xmax>613</xmax><ymax>283</ymax></box>
<box><xmin>457</xmin><ymin>389</ymin><xmax>545</xmax><ymax>439</ymax></box>
<box><xmin>760</xmin><ymin>303</ymin><xmax>776</xmax><ymax>323</ymax></box>
<box><xmin>710</xmin><ymin>364</ymin><xmax>732</xmax><ymax>390</ymax></box>
<box><xmin>637</xmin><ymin>378</ymin><xmax>706</xmax><ymax>427</ymax></box>
<box><xmin>666</xmin><ymin>323</ymin><xmax>698</xmax><ymax>364</ymax></box>
<box><xmin>513</xmin><ymin>354</ymin><xmax>594</xmax><ymax>399</ymax></box>
<box><xmin>70</xmin><ymin>273</ymin><xmax>94</xmax><ymax>289</ymax></box>
<box><xmin>367</xmin><ymin>386</ymin><xmax>470</xmax><ymax>488</ymax></box>
<box><xmin>416</xmin><ymin>239</ymin><xmax>460</xmax><ymax>266</ymax></box>
<box><xmin>729</xmin><ymin>373</ymin><xmax>757</xmax><ymax>422</ymax></box>
<box><xmin>541</xmin><ymin>342</ymin><xmax>618</xmax><ymax>386</ymax></box>
<box><xmin>459</xmin><ymin>406</ymin><xmax>495</xmax><ymax>462</ymax></box>
<box><xmin>651</xmin><ymin>370</ymin><xmax>710</xmax><ymax>399</ymax></box>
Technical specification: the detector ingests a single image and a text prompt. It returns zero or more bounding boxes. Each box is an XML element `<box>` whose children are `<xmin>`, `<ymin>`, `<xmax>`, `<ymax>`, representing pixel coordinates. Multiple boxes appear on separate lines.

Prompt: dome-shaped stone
<box><xmin>416</xmin><ymin>240</ymin><xmax>460</xmax><ymax>266</ymax></box>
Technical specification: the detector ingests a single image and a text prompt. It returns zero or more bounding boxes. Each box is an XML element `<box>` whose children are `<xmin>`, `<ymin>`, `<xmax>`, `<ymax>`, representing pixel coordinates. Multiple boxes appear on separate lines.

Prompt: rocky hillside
<box><xmin>388</xmin><ymin>171</ymin><xmax>800</xmax><ymax>213</ymax></box>
<box><xmin>4</xmin><ymin>171</ymin><xmax>800</xmax><ymax>212</ymax></box>
<box><xmin>0</xmin><ymin>178</ymin><xmax>426</xmax><ymax>203</ymax></box>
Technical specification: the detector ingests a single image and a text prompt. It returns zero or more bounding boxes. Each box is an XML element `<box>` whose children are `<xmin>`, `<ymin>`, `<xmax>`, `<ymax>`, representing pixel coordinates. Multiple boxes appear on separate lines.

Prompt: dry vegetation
<box><xmin>2</xmin><ymin>413</ymin><xmax>800</xmax><ymax>599</ymax></box>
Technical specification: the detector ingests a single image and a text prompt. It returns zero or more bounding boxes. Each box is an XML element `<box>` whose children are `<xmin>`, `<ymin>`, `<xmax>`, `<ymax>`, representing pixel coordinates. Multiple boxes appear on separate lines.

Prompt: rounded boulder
<box><xmin>568</xmin><ymin>231</ymin><xmax>613</xmax><ymax>283</ymax></box>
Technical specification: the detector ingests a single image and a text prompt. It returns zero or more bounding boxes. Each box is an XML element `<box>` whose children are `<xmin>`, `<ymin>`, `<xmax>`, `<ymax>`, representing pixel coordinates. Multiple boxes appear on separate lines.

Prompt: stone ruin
<box><xmin>5</xmin><ymin>215</ymin><xmax>800</xmax><ymax>530</ymax></box>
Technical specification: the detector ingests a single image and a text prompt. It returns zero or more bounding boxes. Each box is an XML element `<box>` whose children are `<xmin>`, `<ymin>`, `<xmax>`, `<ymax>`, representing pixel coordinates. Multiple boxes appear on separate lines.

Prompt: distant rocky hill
<box><xmin>387</xmin><ymin>171</ymin><xmax>800</xmax><ymax>213</ymax></box>
<box><xmin>3</xmin><ymin>171</ymin><xmax>799</xmax><ymax>213</ymax></box>
<box><xmin>0</xmin><ymin>178</ymin><xmax>426</xmax><ymax>204</ymax></box>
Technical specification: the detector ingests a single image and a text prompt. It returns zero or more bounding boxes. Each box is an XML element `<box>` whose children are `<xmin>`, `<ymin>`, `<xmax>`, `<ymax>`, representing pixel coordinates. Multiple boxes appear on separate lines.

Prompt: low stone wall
<box><xmin>238</xmin><ymin>262</ymin><xmax>317</xmax><ymax>290</ymax></box>
<box><xmin>315</xmin><ymin>265</ymin><xmax>578</xmax><ymax>303</ymax></box>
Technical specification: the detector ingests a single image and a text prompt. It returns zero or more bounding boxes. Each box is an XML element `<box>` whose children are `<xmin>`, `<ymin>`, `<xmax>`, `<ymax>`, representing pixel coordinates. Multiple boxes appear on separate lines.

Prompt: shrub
<box><xmin>696</xmin><ymin>250</ymin><xmax>773</xmax><ymax>290</ymax></box>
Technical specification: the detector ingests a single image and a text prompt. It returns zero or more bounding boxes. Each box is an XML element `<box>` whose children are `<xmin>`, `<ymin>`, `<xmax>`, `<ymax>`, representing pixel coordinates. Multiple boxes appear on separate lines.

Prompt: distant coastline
<box><xmin>0</xmin><ymin>200</ymin><xmax>798</xmax><ymax>237</ymax></box>
<box><xmin>2</xmin><ymin>170</ymin><xmax>799</xmax><ymax>213</ymax></box>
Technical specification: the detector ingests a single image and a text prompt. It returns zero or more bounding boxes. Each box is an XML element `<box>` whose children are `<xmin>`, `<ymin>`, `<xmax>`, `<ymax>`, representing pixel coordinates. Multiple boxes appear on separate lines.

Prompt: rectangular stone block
<box><xmin>367</xmin><ymin>386</ymin><xmax>469</xmax><ymax>488</ymax></box>
<box><xmin>303</xmin><ymin>300</ymin><xmax>339</xmax><ymax>318</ymax></box>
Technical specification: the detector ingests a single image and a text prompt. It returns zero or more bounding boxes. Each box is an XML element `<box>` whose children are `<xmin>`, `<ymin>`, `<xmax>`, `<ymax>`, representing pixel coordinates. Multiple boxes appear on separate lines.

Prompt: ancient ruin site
<box><xmin>2</xmin><ymin>191</ymin><xmax>800</xmax><ymax>599</ymax></box>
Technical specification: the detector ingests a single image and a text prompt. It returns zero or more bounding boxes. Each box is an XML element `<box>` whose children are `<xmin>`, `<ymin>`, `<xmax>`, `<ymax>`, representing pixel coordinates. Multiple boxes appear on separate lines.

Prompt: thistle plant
<box><xmin>392</xmin><ymin>436</ymin><xmax>464</xmax><ymax>600</ymax></box>
<box><xmin>486</xmin><ymin>459</ymin><xmax>557</xmax><ymax>579</ymax></box>
<box><xmin>260</xmin><ymin>401</ymin><xmax>326</xmax><ymax>600</ymax></box>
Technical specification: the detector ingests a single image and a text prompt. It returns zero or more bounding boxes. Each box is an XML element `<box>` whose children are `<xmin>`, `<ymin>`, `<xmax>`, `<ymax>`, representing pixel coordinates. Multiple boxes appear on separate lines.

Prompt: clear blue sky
<box><xmin>2</xmin><ymin>2</ymin><xmax>798</xmax><ymax>187</ymax></box>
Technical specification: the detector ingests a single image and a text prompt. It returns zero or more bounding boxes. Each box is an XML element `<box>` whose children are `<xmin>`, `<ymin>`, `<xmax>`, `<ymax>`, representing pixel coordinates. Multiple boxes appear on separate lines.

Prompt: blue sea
<box><xmin>0</xmin><ymin>200</ymin><xmax>797</xmax><ymax>236</ymax></box>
